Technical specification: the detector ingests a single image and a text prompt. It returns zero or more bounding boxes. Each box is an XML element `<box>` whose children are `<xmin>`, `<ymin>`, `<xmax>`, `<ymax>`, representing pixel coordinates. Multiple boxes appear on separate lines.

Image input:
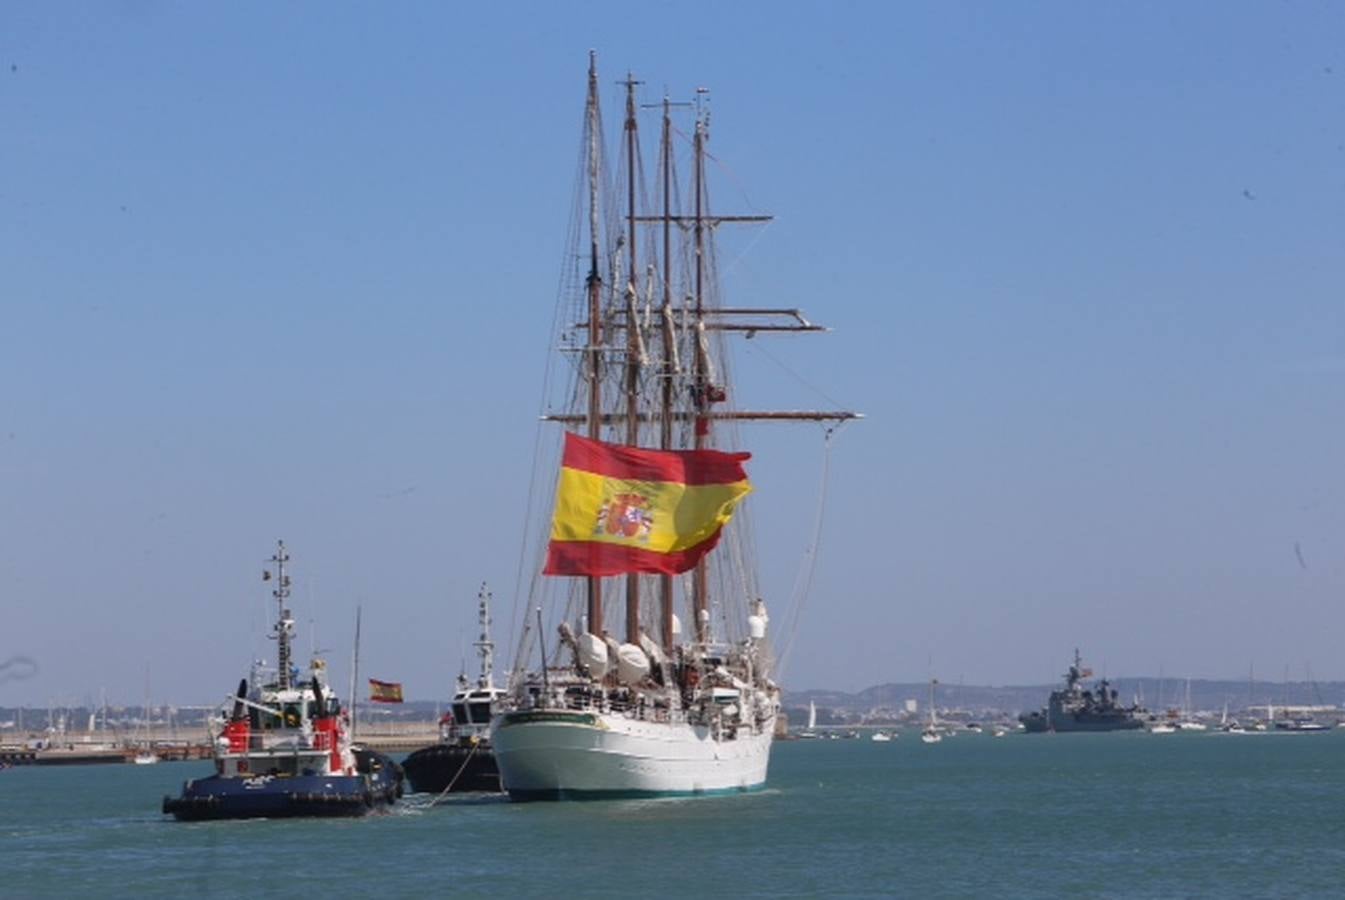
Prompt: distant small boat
<box><xmin>922</xmin><ymin>679</ymin><xmax>942</xmax><ymax>743</ymax></box>
<box><xmin>1149</xmin><ymin>723</ymin><xmax>1176</xmax><ymax>735</ymax></box>
<box><xmin>1275</xmin><ymin>718</ymin><xmax>1331</xmax><ymax>733</ymax></box>
<box><xmin>799</xmin><ymin>700</ymin><xmax>819</xmax><ymax>739</ymax></box>
<box><xmin>871</xmin><ymin>731</ymin><xmax>892</xmax><ymax>743</ymax></box>
<box><xmin>1175</xmin><ymin>679</ymin><xmax>1206</xmax><ymax>730</ymax></box>
<box><xmin>133</xmin><ymin>751</ymin><xmax>160</xmax><ymax>765</ymax></box>
<box><xmin>1218</xmin><ymin>701</ymin><xmax>1246</xmax><ymax>734</ymax></box>
<box><xmin>992</xmin><ymin>729</ymin><xmax>1007</xmax><ymax>738</ymax></box>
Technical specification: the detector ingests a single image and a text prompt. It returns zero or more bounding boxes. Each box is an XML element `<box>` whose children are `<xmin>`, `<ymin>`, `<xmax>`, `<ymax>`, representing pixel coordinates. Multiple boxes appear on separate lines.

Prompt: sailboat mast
<box><xmin>691</xmin><ymin>99</ymin><xmax>709</xmax><ymax>645</ymax></box>
<box><xmin>622</xmin><ymin>73</ymin><xmax>642</xmax><ymax>646</ymax></box>
<box><xmin>349</xmin><ymin>604</ymin><xmax>361</xmax><ymax>740</ymax></box>
<box><xmin>584</xmin><ymin>50</ymin><xmax>604</xmax><ymax>639</ymax></box>
<box><xmin>658</xmin><ymin>94</ymin><xmax>675</xmax><ymax>653</ymax></box>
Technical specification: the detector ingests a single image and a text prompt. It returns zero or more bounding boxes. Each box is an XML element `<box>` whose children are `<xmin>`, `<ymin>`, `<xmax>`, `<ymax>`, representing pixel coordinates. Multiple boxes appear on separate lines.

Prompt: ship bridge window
<box><xmin>282</xmin><ymin>703</ymin><xmax>302</xmax><ymax>727</ymax></box>
<box><xmin>468</xmin><ymin>702</ymin><xmax>491</xmax><ymax>724</ymax></box>
<box><xmin>451</xmin><ymin>703</ymin><xmax>468</xmax><ymax>723</ymax></box>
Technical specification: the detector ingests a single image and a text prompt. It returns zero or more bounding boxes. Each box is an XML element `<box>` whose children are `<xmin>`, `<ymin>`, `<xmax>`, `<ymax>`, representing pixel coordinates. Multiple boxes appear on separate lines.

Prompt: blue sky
<box><xmin>3</xmin><ymin>2</ymin><xmax>1343</xmax><ymax>706</ymax></box>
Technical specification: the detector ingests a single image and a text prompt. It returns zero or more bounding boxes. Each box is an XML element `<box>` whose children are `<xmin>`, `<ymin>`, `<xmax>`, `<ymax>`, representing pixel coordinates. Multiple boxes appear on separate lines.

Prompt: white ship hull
<box><xmin>491</xmin><ymin>709</ymin><xmax>773</xmax><ymax>800</ymax></box>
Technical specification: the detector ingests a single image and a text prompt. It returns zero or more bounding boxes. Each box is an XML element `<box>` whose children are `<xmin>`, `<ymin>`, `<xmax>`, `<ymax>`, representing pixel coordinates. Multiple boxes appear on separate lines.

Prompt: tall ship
<box><xmin>163</xmin><ymin>542</ymin><xmax>403</xmax><ymax>820</ymax></box>
<box><xmin>1019</xmin><ymin>649</ymin><xmax>1145</xmax><ymax>733</ymax></box>
<box><xmin>489</xmin><ymin>55</ymin><xmax>857</xmax><ymax>800</ymax></box>
<box><xmin>402</xmin><ymin>584</ymin><xmax>505</xmax><ymax>794</ymax></box>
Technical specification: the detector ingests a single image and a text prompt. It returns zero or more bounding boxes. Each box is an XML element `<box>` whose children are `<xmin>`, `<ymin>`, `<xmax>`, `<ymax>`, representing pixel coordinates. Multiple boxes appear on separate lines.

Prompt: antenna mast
<box><xmin>266</xmin><ymin>541</ymin><xmax>294</xmax><ymax>690</ymax></box>
<box><xmin>475</xmin><ymin>583</ymin><xmax>495</xmax><ymax>689</ymax></box>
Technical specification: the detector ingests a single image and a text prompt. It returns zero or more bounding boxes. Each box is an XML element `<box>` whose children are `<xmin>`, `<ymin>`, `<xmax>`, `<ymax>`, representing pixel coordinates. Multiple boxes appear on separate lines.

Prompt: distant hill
<box><xmin>783</xmin><ymin>678</ymin><xmax>1345</xmax><ymax>724</ymax></box>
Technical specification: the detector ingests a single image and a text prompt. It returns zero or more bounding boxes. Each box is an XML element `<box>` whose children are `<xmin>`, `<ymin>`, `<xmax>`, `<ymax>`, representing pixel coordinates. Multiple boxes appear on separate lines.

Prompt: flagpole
<box><xmin>349</xmin><ymin>604</ymin><xmax>361</xmax><ymax>742</ymax></box>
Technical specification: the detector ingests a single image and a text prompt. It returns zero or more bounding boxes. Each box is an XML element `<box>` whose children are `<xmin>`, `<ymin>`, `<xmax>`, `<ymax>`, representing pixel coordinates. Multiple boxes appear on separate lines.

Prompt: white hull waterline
<box><xmin>492</xmin><ymin>710</ymin><xmax>771</xmax><ymax>799</ymax></box>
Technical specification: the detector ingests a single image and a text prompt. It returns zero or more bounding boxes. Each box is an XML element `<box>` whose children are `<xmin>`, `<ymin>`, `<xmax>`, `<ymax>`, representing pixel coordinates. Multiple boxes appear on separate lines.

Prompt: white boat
<box><xmin>799</xmin><ymin>700</ymin><xmax>819</xmax><ymax>739</ymax></box>
<box><xmin>1149</xmin><ymin>723</ymin><xmax>1176</xmax><ymax>734</ymax></box>
<box><xmin>132</xmin><ymin>666</ymin><xmax>159</xmax><ymax>764</ymax></box>
<box><xmin>921</xmin><ymin>679</ymin><xmax>942</xmax><ymax>743</ymax></box>
<box><xmin>1217</xmin><ymin>699</ymin><xmax>1246</xmax><ymax>733</ymax></box>
<box><xmin>871</xmin><ymin>731</ymin><xmax>893</xmax><ymax>742</ymax></box>
<box><xmin>1175</xmin><ymin>678</ymin><xmax>1207</xmax><ymax>730</ymax></box>
<box><xmin>490</xmin><ymin>55</ymin><xmax>857</xmax><ymax>801</ymax></box>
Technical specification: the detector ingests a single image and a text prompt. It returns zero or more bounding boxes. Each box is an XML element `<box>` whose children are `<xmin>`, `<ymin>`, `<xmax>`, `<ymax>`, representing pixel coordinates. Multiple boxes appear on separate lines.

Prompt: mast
<box><xmin>658</xmin><ymin>93</ymin><xmax>676</xmax><ymax>653</ymax></box>
<box><xmin>475</xmin><ymin>583</ymin><xmax>495</xmax><ymax>689</ymax></box>
<box><xmin>691</xmin><ymin>94</ymin><xmax>709</xmax><ymax>645</ymax></box>
<box><xmin>349</xmin><ymin>604</ymin><xmax>361</xmax><ymax>740</ymax></box>
<box><xmin>584</xmin><ymin>50</ymin><xmax>604</xmax><ymax>640</ymax></box>
<box><xmin>622</xmin><ymin>72</ymin><xmax>642</xmax><ymax>647</ymax></box>
<box><xmin>267</xmin><ymin>540</ymin><xmax>294</xmax><ymax>690</ymax></box>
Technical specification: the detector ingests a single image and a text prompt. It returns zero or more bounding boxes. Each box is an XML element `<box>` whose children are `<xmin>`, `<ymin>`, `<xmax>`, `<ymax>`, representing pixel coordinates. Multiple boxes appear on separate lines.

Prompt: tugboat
<box><xmin>1019</xmin><ymin>649</ymin><xmax>1146</xmax><ymax>733</ymax></box>
<box><xmin>402</xmin><ymin>584</ymin><xmax>504</xmax><ymax>794</ymax></box>
<box><xmin>163</xmin><ymin>542</ymin><xmax>403</xmax><ymax>820</ymax></box>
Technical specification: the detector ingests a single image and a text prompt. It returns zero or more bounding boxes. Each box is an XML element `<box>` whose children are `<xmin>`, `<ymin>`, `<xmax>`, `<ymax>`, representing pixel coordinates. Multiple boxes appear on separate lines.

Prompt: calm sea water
<box><xmin>3</xmin><ymin>731</ymin><xmax>1343</xmax><ymax>898</ymax></box>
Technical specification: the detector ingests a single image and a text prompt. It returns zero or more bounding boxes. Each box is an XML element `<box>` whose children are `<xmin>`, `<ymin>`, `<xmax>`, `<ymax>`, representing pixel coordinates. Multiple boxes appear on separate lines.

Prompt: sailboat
<box><xmin>1176</xmin><ymin>678</ymin><xmax>1207</xmax><ymax>731</ymax></box>
<box><xmin>799</xmin><ymin>700</ymin><xmax>819</xmax><ymax>739</ymax></box>
<box><xmin>1219</xmin><ymin>699</ymin><xmax>1246</xmax><ymax>734</ymax></box>
<box><xmin>133</xmin><ymin>668</ymin><xmax>160</xmax><ymax>764</ymax></box>
<box><xmin>921</xmin><ymin>679</ymin><xmax>942</xmax><ymax>744</ymax></box>
<box><xmin>489</xmin><ymin>55</ymin><xmax>857</xmax><ymax>800</ymax></box>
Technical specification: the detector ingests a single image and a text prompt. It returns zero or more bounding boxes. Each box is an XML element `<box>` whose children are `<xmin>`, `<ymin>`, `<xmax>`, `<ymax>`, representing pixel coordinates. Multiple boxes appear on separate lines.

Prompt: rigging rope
<box><xmin>774</xmin><ymin>426</ymin><xmax>839</xmax><ymax>680</ymax></box>
<box><xmin>428</xmin><ymin>738</ymin><xmax>481</xmax><ymax>807</ymax></box>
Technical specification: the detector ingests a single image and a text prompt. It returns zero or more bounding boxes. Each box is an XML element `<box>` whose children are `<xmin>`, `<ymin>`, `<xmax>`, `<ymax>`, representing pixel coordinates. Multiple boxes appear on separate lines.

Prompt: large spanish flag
<box><xmin>544</xmin><ymin>432</ymin><xmax>752</xmax><ymax>576</ymax></box>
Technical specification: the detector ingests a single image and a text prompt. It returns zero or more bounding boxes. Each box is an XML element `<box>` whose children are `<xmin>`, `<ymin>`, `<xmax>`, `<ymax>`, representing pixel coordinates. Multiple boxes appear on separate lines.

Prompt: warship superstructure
<box><xmin>1019</xmin><ymin>650</ymin><xmax>1145</xmax><ymax>733</ymax></box>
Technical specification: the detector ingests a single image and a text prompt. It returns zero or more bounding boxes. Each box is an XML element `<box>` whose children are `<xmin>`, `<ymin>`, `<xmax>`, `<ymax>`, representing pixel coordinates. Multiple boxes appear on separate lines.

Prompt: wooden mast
<box><xmin>622</xmin><ymin>73</ymin><xmax>642</xmax><ymax>647</ymax></box>
<box><xmin>658</xmin><ymin>94</ymin><xmax>675</xmax><ymax>653</ymax></box>
<box><xmin>691</xmin><ymin>96</ymin><xmax>709</xmax><ymax>646</ymax></box>
<box><xmin>584</xmin><ymin>51</ymin><xmax>603</xmax><ymax>640</ymax></box>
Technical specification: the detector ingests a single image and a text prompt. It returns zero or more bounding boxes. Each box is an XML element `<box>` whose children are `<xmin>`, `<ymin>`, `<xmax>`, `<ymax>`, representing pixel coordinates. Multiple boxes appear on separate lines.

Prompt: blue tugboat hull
<box><xmin>162</xmin><ymin>752</ymin><xmax>403</xmax><ymax>821</ymax></box>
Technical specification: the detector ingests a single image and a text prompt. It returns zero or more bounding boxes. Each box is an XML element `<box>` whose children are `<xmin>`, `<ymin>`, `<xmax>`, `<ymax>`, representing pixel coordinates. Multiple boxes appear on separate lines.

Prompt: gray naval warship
<box><xmin>1019</xmin><ymin>650</ymin><xmax>1145</xmax><ymax>733</ymax></box>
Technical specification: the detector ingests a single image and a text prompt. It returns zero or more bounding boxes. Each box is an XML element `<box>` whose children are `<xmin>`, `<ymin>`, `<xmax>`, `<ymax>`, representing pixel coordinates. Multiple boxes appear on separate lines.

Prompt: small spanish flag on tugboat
<box><xmin>368</xmin><ymin>679</ymin><xmax>404</xmax><ymax>703</ymax></box>
<box><xmin>543</xmin><ymin>432</ymin><xmax>752</xmax><ymax>577</ymax></box>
